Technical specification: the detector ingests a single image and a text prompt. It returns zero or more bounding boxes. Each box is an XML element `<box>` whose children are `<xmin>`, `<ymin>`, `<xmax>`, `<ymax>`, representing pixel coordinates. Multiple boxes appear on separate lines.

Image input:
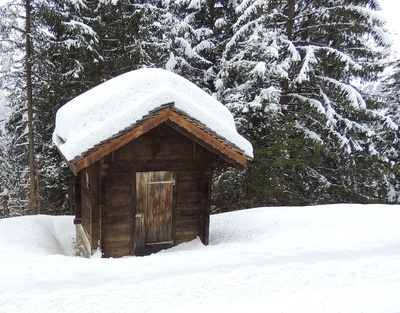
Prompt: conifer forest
<box><xmin>0</xmin><ymin>0</ymin><xmax>399</xmax><ymax>216</ymax></box>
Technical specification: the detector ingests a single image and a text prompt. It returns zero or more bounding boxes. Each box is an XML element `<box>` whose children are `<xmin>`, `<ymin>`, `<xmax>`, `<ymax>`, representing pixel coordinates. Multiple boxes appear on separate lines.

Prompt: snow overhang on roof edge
<box><xmin>52</xmin><ymin>68</ymin><xmax>254</xmax><ymax>167</ymax></box>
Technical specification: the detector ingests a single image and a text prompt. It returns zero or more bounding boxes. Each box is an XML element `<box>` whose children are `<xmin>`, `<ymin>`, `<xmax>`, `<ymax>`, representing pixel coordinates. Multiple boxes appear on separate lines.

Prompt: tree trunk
<box><xmin>286</xmin><ymin>0</ymin><xmax>295</xmax><ymax>41</ymax></box>
<box><xmin>26</xmin><ymin>0</ymin><xmax>37</xmax><ymax>214</ymax></box>
<box><xmin>280</xmin><ymin>0</ymin><xmax>295</xmax><ymax>107</ymax></box>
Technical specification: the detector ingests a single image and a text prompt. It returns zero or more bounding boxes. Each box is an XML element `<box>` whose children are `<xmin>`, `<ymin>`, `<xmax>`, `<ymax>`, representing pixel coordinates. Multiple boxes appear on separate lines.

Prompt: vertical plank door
<box><xmin>135</xmin><ymin>171</ymin><xmax>175</xmax><ymax>253</ymax></box>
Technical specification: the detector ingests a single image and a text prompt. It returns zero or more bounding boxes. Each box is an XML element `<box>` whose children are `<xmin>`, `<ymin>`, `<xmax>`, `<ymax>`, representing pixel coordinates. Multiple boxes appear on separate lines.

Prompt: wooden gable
<box><xmin>64</xmin><ymin>103</ymin><xmax>249</xmax><ymax>175</ymax></box>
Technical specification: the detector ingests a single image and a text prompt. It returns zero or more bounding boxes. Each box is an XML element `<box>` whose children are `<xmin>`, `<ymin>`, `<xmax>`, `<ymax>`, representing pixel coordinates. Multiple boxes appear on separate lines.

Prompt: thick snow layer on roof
<box><xmin>53</xmin><ymin>68</ymin><xmax>253</xmax><ymax>161</ymax></box>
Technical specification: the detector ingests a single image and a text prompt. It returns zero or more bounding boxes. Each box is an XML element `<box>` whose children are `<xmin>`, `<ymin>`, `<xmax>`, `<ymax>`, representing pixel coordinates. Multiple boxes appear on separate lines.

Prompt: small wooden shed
<box><xmin>53</xmin><ymin>68</ymin><xmax>253</xmax><ymax>257</ymax></box>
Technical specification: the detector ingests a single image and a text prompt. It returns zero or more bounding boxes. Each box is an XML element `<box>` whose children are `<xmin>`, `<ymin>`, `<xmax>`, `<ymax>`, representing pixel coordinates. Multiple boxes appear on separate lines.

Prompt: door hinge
<box><xmin>145</xmin><ymin>240</ymin><xmax>173</xmax><ymax>246</ymax></box>
<box><xmin>147</xmin><ymin>179</ymin><xmax>175</xmax><ymax>185</ymax></box>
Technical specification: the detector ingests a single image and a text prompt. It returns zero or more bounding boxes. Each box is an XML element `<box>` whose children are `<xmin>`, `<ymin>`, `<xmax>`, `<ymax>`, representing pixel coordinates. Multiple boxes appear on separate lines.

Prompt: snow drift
<box><xmin>1</xmin><ymin>204</ymin><xmax>400</xmax><ymax>312</ymax></box>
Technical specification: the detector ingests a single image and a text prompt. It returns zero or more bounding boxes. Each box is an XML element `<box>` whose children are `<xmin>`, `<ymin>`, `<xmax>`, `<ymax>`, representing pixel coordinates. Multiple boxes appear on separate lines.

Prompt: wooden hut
<box><xmin>53</xmin><ymin>69</ymin><xmax>253</xmax><ymax>257</ymax></box>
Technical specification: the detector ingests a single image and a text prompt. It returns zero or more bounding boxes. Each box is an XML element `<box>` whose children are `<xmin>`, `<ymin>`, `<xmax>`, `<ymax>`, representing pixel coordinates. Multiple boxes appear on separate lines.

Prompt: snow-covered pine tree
<box><xmin>281</xmin><ymin>0</ymin><xmax>398</xmax><ymax>203</ymax></box>
<box><xmin>366</xmin><ymin>57</ymin><xmax>400</xmax><ymax>203</ymax></box>
<box><xmin>18</xmin><ymin>0</ymin><xmax>173</xmax><ymax>213</ymax></box>
<box><xmin>40</xmin><ymin>0</ymin><xmax>172</xmax><ymax>86</ymax></box>
<box><xmin>0</xmin><ymin>0</ymin><xmax>79</xmax><ymax>214</ymax></box>
<box><xmin>381</xmin><ymin>58</ymin><xmax>400</xmax><ymax>127</ymax></box>
<box><xmin>0</xmin><ymin>0</ymin><xmax>37</xmax><ymax>214</ymax></box>
<box><xmin>213</xmin><ymin>0</ymin><xmax>398</xmax><ymax>209</ymax></box>
<box><xmin>0</xmin><ymin>90</ymin><xmax>10</xmax><ymax>206</ymax></box>
<box><xmin>166</xmin><ymin>0</ymin><xmax>227</xmax><ymax>92</ymax></box>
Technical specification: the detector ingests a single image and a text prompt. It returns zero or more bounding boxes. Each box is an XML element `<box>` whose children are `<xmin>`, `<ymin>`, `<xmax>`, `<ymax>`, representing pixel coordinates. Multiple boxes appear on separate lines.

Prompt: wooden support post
<box><xmin>74</xmin><ymin>172</ymin><xmax>82</xmax><ymax>224</ymax></box>
<box><xmin>2</xmin><ymin>195</ymin><xmax>9</xmax><ymax>218</ymax></box>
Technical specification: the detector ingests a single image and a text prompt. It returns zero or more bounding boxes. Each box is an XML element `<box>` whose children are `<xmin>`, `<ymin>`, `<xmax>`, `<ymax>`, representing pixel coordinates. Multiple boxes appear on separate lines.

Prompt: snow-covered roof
<box><xmin>53</xmin><ymin>68</ymin><xmax>253</xmax><ymax>164</ymax></box>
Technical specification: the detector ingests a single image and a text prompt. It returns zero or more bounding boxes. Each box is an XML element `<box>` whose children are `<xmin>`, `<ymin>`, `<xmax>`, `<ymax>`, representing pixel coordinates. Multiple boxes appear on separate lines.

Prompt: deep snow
<box><xmin>0</xmin><ymin>204</ymin><xmax>400</xmax><ymax>313</ymax></box>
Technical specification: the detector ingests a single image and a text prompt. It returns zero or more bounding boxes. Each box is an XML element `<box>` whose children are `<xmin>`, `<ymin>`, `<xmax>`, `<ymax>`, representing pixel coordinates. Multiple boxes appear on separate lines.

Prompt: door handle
<box><xmin>135</xmin><ymin>213</ymin><xmax>144</xmax><ymax>218</ymax></box>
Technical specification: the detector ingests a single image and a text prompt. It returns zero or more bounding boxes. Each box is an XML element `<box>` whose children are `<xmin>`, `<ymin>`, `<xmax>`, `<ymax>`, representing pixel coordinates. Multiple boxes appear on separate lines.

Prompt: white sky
<box><xmin>378</xmin><ymin>0</ymin><xmax>400</xmax><ymax>52</ymax></box>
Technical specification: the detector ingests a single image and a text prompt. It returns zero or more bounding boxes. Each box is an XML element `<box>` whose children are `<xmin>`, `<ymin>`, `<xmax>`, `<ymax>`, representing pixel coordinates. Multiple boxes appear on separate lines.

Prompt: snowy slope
<box><xmin>1</xmin><ymin>204</ymin><xmax>400</xmax><ymax>313</ymax></box>
<box><xmin>53</xmin><ymin>68</ymin><xmax>253</xmax><ymax>161</ymax></box>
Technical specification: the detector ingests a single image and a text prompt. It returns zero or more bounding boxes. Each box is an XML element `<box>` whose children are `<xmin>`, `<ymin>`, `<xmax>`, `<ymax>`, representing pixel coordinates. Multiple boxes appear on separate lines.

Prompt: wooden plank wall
<box><xmin>101</xmin><ymin>168</ymin><xmax>132</xmax><ymax>257</ymax></box>
<box><xmin>79</xmin><ymin>164</ymin><xmax>101</xmax><ymax>253</ymax></box>
<box><xmin>80</xmin><ymin>168</ymin><xmax>91</xmax><ymax>240</ymax></box>
<box><xmin>88</xmin><ymin>163</ymin><xmax>100</xmax><ymax>250</ymax></box>
<box><xmin>100</xmin><ymin>124</ymin><xmax>215</xmax><ymax>257</ymax></box>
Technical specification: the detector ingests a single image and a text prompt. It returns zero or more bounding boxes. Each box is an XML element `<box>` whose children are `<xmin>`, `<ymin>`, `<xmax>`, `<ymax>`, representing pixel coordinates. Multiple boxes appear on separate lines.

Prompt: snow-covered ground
<box><xmin>0</xmin><ymin>204</ymin><xmax>399</xmax><ymax>313</ymax></box>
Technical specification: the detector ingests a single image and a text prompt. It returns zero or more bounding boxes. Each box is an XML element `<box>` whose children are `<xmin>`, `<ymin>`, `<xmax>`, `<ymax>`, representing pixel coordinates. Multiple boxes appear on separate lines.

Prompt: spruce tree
<box><xmin>0</xmin><ymin>0</ymin><xmax>33</xmax><ymax>214</ymax></box>
<box><xmin>369</xmin><ymin>57</ymin><xmax>400</xmax><ymax>202</ymax></box>
<box><xmin>213</xmin><ymin>0</ymin><xmax>398</xmax><ymax>209</ymax></box>
<box><xmin>2</xmin><ymin>0</ymin><xmax>398</xmax><ymax>214</ymax></box>
<box><xmin>18</xmin><ymin>0</ymin><xmax>174</xmax><ymax>213</ymax></box>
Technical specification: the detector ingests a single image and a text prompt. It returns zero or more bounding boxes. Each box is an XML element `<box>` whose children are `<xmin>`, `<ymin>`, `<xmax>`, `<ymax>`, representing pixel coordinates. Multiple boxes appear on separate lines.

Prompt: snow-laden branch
<box><xmin>294</xmin><ymin>46</ymin><xmax>317</xmax><ymax>84</ymax></box>
<box><xmin>294</xmin><ymin>121</ymin><xmax>324</xmax><ymax>144</ymax></box>
<box><xmin>318</xmin><ymin>46</ymin><xmax>362</xmax><ymax>71</ymax></box>
<box><xmin>61</xmin><ymin>20</ymin><xmax>98</xmax><ymax>43</ymax></box>
<box><xmin>289</xmin><ymin>93</ymin><xmax>326</xmax><ymax>115</ymax></box>
<box><xmin>235</xmin><ymin>0</ymin><xmax>268</xmax><ymax>31</ymax></box>
<box><xmin>318</xmin><ymin>76</ymin><xmax>366</xmax><ymax>110</ymax></box>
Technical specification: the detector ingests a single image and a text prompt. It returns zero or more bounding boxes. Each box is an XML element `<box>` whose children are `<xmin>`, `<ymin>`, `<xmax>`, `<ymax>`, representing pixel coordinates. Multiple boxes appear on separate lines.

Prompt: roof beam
<box><xmin>166</xmin><ymin>110</ymin><xmax>247</xmax><ymax>169</ymax></box>
<box><xmin>71</xmin><ymin>108</ymin><xmax>247</xmax><ymax>173</ymax></box>
<box><xmin>74</xmin><ymin>109</ymin><xmax>171</xmax><ymax>173</ymax></box>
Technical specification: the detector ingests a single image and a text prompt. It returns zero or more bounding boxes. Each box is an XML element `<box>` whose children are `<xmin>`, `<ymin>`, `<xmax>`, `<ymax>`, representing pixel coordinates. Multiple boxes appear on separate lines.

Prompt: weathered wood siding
<box><xmin>80</xmin><ymin>169</ymin><xmax>91</xmax><ymax>240</ymax></box>
<box><xmin>79</xmin><ymin>163</ymin><xmax>100</xmax><ymax>253</ymax></box>
<box><xmin>100</xmin><ymin>123</ymin><xmax>215</xmax><ymax>257</ymax></box>
<box><xmin>101</xmin><ymin>167</ymin><xmax>132</xmax><ymax>257</ymax></box>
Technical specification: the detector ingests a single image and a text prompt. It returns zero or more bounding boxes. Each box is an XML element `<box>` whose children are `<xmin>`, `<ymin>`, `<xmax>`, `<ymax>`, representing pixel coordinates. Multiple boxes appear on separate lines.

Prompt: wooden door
<box><xmin>134</xmin><ymin>171</ymin><xmax>175</xmax><ymax>254</ymax></box>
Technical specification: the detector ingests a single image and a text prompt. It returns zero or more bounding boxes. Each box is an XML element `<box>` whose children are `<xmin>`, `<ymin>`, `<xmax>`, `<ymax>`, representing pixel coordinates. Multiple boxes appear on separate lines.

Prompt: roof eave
<box><xmin>62</xmin><ymin>107</ymin><xmax>249</xmax><ymax>174</ymax></box>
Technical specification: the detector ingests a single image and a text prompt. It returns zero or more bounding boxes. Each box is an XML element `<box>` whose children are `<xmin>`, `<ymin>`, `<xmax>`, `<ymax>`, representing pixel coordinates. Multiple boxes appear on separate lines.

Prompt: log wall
<box><xmin>79</xmin><ymin>163</ymin><xmax>101</xmax><ymax>254</ymax></box>
<box><xmin>99</xmin><ymin>123</ymin><xmax>216</xmax><ymax>257</ymax></box>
